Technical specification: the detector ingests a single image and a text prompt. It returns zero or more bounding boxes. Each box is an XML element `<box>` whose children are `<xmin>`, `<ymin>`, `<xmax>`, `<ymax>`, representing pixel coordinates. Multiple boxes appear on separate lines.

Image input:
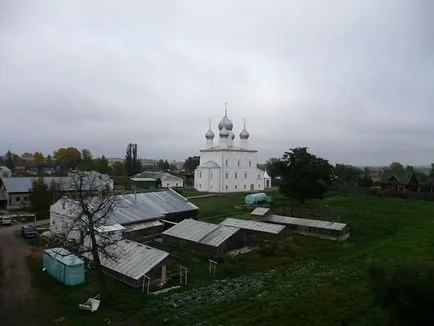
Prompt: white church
<box><xmin>194</xmin><ymin>108</ymin><xmax>271</xmax><ymax>193</ymax></box>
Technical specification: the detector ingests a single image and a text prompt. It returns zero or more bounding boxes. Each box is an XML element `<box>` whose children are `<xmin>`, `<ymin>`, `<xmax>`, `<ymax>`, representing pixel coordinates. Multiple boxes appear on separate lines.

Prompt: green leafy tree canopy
<box><xmin>279</xmin><ymin>147</ymin><xmax>333</xmax><ymax>205</ymax></box>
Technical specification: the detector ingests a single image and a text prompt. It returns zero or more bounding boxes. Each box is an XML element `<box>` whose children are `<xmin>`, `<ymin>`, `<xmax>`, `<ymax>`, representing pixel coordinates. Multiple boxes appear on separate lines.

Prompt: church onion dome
<box><xmin>218</xmin><ymin>112</ymin><xmax>233</xmax><ymax>131</ymax></box>
<box><xmin>219</xmin><ymin>127</ymin><xmax>230</xmax><ymax>138</ymax></box>
<box><xmin>239</xmin><ymin>127</ymin><xmax>249</xmax><ymax>140</ymax></box>
<box><xmin>205</xmin><ymin>128</ymin><xmax>215</xmax><ymax>140</ymax></box>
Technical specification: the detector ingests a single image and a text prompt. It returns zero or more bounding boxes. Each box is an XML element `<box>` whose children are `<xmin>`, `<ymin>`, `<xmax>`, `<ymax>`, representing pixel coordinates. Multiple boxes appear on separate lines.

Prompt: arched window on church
<box><xmin>249</xmin><ymin>161</ymin><xmax>252</xmax><ymax>167</ymax></box>
<box><xmin>238</xmin><ymin>160</ymin><xmax>240</xmax><ymax>166</ymax></box>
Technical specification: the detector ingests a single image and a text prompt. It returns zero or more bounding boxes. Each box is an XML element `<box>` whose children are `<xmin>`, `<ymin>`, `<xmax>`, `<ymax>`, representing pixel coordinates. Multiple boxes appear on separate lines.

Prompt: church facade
<box><xmin>194</xmin><ymin>109</ymin><xmax>265</xmax><ymax>193</ymax></box>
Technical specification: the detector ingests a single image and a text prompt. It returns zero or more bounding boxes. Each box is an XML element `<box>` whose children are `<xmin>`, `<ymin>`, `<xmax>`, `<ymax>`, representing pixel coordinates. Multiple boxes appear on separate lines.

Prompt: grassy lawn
<box><xmin>27</xmin><ymin>193</ymin><xmax>434</xmax><ymax>325</ymax></box>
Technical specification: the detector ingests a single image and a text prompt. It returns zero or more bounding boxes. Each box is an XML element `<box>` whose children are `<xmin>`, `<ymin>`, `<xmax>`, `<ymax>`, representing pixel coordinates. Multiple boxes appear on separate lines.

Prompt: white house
<box><xmin>132</xmin><ymin>171</ymin><xmax>184</xmax><ymax>188</ymax></box>
<box><xmin>194</xmin><ymin>109</ymin><xmax>264</xmax><ymax>192</ymax></box>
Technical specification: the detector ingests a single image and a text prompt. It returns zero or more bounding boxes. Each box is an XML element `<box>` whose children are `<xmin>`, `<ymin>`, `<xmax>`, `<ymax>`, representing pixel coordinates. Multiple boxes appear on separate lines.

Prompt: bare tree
<box><xmin>51</xmin><ymin>171</ymin><xmax>120</xmax><ymax>301</ymax></box>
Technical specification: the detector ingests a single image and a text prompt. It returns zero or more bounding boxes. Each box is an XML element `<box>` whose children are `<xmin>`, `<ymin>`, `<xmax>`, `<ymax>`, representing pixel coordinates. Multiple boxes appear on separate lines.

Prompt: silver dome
<box><xmin>218</xmin><ymin>112</ymin><xmax>233</xmax><ymax>131</ymax></box>
<box><xmin>205</xmin><ymin>128</ymin><xmax>215</xmax><ymax>140</ymax></box>
<box><xmin>239</xmin><ymin>128</ymin><xmax>249</xmax><ymax>139</ymax></box>
<box><xmin>219</xmin><ymin>127</ymin><xmax>230</xmax><ymax>138</ymax></box>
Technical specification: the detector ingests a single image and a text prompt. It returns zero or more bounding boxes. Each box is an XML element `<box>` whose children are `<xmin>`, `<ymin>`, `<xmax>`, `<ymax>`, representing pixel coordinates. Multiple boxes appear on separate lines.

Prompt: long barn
<box><xmin>263</xmin><ymin>214</ymin><xmax>349</xmax><ymax>241</ymax></box>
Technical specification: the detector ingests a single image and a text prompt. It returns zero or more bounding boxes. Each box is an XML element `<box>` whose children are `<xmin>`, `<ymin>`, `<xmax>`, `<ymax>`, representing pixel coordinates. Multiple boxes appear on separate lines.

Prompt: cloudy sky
<box><xmin>0</xmin><ymin>1</ymin><xmax>432</xmax><ymax>165</ymax></box>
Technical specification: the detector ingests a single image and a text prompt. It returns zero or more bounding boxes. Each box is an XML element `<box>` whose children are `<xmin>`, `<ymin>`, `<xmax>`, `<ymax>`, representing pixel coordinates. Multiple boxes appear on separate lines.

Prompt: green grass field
<box><xmin>26</xmin><ymin>193</ymin><xmax>434</xmax><ymax>325</ymax></box>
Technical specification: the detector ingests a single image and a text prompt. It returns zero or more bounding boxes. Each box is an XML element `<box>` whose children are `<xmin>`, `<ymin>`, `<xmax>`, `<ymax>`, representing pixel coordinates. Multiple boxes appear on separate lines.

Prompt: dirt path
<box><xmin>0</xmin><ymin>231</ymin><xmax>38</xmax><ymax>325</ymax></box>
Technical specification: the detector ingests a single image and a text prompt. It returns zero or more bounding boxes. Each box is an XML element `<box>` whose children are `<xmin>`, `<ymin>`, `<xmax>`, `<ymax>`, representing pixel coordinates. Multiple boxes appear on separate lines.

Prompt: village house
<box><xmin>0</xmin><ymin>171</ymin><xmax>113</xmax><ymax>210</ymax></box>
<box><xmin>379</xmin><ymin>167</ymin><xmax>419</xmax><ymax>191</ymax></box>
<box><xmin>131</xmin><ymin>171</ymin><xmax>184</xmax><ymax>189</ymax></box>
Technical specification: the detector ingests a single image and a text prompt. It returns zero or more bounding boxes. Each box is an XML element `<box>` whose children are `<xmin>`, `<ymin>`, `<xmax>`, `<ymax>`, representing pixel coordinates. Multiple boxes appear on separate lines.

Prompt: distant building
<box><xmin>380</xmin><ymin>167</ymin><xmax>419</xmax><ymax>191</ymax></box>
<box><xmin>0</xmin><ymin>171</ymin><xmax>113</xmax><ymax>210</ymax></box>
<box><xmin>132</xmin><ymin>171</ymin><xmax>184</xmax><ymax>189</ymax></box>
<box><xmin>194</xmin><ymin>108</ymin><xmax>264</xmax><ymax>192</ymax></box>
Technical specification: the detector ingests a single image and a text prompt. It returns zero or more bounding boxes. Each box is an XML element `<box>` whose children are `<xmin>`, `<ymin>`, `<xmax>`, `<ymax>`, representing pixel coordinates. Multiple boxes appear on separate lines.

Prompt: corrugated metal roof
<box><xmin>95</xmin><ymin>224</ymin><xmax>125</xmax><ymax>233</ymax></box>
<box><xmin>264</xmin><ymin>214</ymin><xmax>347</xmax><ymax>231</ymax></box>
<box><xmin>250</xmin><ymin>207</ymin><xmax>271</xmax><ymax>217</ymax></box>
<box><xmin>50</xmin><ymin>189</ymin><xmax>197</xmax><ymax>227</ymax></box>
<box><xmin>124</xmin><ymin>220</ymin><xmax>163</xmax><ymax>233</ymax></box>
<box><xmin>84</xmin><ymin>240</ymin><xmax>169</xmax><ymax>280</ymax></box>
<box><xmin>45</xmin><ymin>248</ymin><xmax>84</xmax><ymax>266</ymax></box>
<box><xmin>220</xmin><ymin>218</ymin><xmax>285</xmax><ymax>234</ymax></box>
<box><xmin>199</xmin><ymin>225</ymin><xmax>240</xmax><ymax>247</ymax></box>
<box><xmin>121</xmin><ymin>188</ymin><xmax>198</xmax><ymax>215</ymax></box>
<box><xmin>130</xmin><ymin>178</ymin><xmax>155</xmax><ymax>182</ymax></box>
<box><xmin>163</xmin><ymin>218</ymin><xmax>218</xmax><ymax>242</ymax></box>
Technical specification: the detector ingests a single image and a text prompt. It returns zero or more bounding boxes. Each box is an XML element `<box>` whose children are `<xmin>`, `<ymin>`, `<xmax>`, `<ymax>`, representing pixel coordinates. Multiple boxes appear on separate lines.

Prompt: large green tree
<box><xmin>93</xmin><ymin>155</ymin><xmax>110</xmax><ymax>175</ymax></box>
<box><xmin>265</xmin><ymin>157</ymin><xmax>283</xmax><ymax>179</ymax></box>
<box><xmin>334</xmin><ymin>164</ymin><xmax>362</xmax><ymax>187</ymax></box>
<box><xmin>389</xmin><ymin>162</ymin><xmax>404</xmax><ymax>171</ymax></box>
<box><xmin>111</xmin><ymin>161</ymin><xmax>126</xmax><ymax>176</ymax></box>
<box><xmin>182</xmin><ymin>156</ymin><xmax>200</xmax><ymax>173</ymax></box>
<box><xmin>33</xmin><ymin>152</ymin><xmax>45</xmax><ymax>166</ymax></box>
<box><xmin>124</xmin><ymin>143</ymin><xmax>142</xmax><ymax>176</ymax></box>
<box><xmin>4</xmin><ymin>150</ymin><xmax>15</xmax><ymax>170</ymax></box>
<box><xmin>279</xmin><ymin>147</ymin><xmax>333</xmax><ymax>205</ymax></box>
<box><xmin>53</xmin><ymin>147</ymin><xmax>82</xmax><ymax>171</ymax></box>
<box><xmin>30</xmin><ymin>177</ymin><xmax>51</xmax><ymax>217</ymax></box>
<box><xmin>80</xmin><ymin>149</ymin><xmax>94</xmax><ymax>171</ymax></box>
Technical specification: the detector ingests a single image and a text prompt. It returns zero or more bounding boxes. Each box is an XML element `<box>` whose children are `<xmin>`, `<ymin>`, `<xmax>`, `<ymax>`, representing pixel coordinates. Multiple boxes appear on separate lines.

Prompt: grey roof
<box><xmin>163</xmin><ymin>218</ymin><xmax>218</xmax><ymax>242</ymax></box>
<box><xmin>51</xmin><ymin>188</ymin><xmax>197</xmax><ymax>226</ymax></box>
<box><xmin>2</xmin><ymin>172</ymin><xmax>111</xmax><ymax>193</ymax></box>
<box><xmin>84</xmin><ymin>240</ymin><xmax>169</xmax><ymax>281</ymax></box>
<box><xmin>44</xmin><ymin>248</ymin><xmax>83</xmax><ymax>266</ymax></box>
<box><xmin>120</xmin><ymin>188</ymin><xmax>198</xmax><ymax>216</ymax></box>
<box><xmin>250</xmin><ymin>207</ymin><xmax>271</xmax><ymax>217</ymax></box>
<box><xmin>199</xmin><ymin>161</ymin><xmax>220</xmax><ymax>168</ymax></box>
<box><xmin>163</xmin><ymin>218</ymin><xmax>240</xmax><ymax>247</ymax></box>
<box><xmin>123</xmin><ymin>220</ymin><xmax>163</xmax><ymax>233</ymax></box>
<box><xmin>133</xmin><ymin>171</ymin><xmax>182</xmax><ymax>182</ymax></box>
<box><xmin>264</xmin><ymin>214</ymin><xmax>347</xmax><ymax>231</ymax></box>
<box><xmin>199</xmin><ymin>225</ymin><xmax>240</xmax><ymax>247</ymax></box>
<box><xmin>220</xmin><ymin>218</ymin><xmax>285</xmax><ymax>234</ymax></box>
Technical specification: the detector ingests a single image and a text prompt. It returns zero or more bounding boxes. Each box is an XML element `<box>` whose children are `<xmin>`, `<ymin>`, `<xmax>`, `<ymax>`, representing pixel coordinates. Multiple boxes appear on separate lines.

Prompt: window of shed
<box><xmin>16</xmin><ymin>197</ymin><xmax>21</xmax><ymax>202</ymax></box>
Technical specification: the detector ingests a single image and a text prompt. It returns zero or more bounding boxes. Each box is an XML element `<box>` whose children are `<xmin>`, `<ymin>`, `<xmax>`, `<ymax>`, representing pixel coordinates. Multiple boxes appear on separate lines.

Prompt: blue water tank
<box><xmin>244</xmin><ymin>193</ymin><xmax>269</xmax><ymax>205</ymax></box>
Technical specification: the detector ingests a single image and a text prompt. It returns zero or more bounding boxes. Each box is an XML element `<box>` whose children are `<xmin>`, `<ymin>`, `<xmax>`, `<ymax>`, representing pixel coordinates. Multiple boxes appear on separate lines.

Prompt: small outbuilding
<box><xmin>83</xmin><ymin>239</ymin><xmax>169</xmax><ymax>288</ymax></box>
<box><xmin>220</xmin><ymin>217</ymin><xmax>286</xmax><ymax>244</ymax></box>
<box><xmin>263</xmin><ymin>214</ymin><xmax>350</xmax><ymax>241</ymax></box>
<box><xmin>162</xmin><ymin>218</ymin><xmax>241</xmax><ymax>256</ymax></box>
<box><xmin>43</xmin><ymin>248</ymin><xmax>85</xmax><ymax>286</ymax></box>
<box><xmin>250</xmin><ymin>207</ymin><xmax>272</xmax><ymax>221</ymax></box>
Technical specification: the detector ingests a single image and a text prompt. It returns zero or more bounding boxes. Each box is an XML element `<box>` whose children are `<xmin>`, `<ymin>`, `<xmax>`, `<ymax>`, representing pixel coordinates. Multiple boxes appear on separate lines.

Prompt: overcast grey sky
<box><xmin>1</xmin><ymin>0</ymin><xmax>433</xmax><ymax>165</ymax></box>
